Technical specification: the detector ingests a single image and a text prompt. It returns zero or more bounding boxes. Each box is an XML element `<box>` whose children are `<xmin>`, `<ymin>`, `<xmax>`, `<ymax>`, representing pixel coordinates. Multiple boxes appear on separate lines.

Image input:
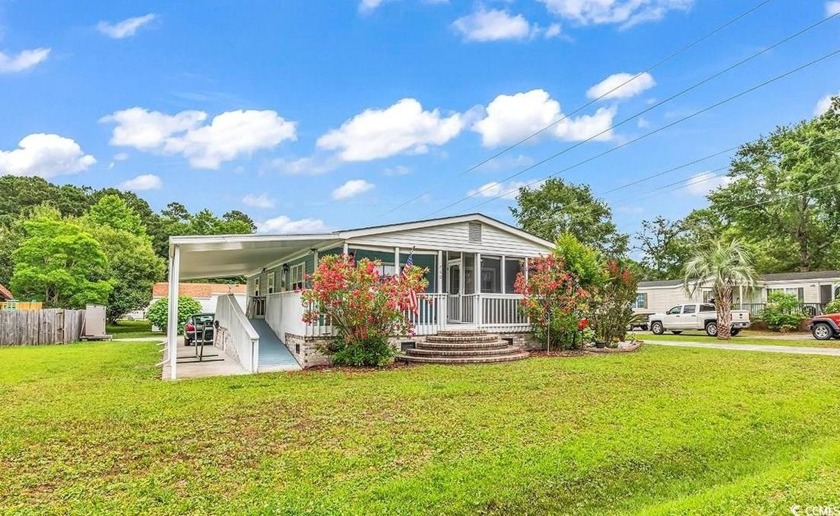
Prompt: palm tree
<box><xmin>683</xmin><ymin>239</ymin><xmax>758</xmax><ymax>340</ymax></box>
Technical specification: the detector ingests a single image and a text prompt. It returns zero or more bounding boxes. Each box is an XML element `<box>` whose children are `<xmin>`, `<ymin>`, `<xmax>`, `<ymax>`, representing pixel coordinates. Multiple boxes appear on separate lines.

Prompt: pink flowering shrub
<box><xmin>301</xmin><ymin>254</ymin><xmax>428</xmax><ymax>366</ymax></box>
<box><xmin>514</xmin><ymin>255</ymin><xmax>592</xmax><ymax>350</ymax></box>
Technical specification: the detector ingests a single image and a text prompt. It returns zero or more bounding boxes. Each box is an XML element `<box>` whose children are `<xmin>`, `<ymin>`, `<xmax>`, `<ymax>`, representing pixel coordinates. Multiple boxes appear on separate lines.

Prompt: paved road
<box><xmin>646</xmin><ymin>340</ymin><xmax>840</xmax><ymax>356</ymax></box>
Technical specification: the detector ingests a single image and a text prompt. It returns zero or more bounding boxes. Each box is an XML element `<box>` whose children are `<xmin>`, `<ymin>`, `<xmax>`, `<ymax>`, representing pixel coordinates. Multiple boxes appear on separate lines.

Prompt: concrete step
<box><xmin>399</xmin><ymin>352</ymin><xmax>529</xmax><ymax>364</ymax></box>
<box><xmin>414</xmin><ymin>340</ymin><xmax>511</xmax><ymax>351</ymax></box>
<box><xmin>405</xmin><ymin>346</ymin><xmax>523</xmax><ymax>357</ymax></box>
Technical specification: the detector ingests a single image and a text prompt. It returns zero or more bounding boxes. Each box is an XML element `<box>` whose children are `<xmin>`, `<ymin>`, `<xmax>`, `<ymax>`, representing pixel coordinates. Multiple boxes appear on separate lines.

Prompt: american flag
<box><xmin>402</xmin><ymin>252</ymin><xmax>418</xmax><ymax>314</ymax></box>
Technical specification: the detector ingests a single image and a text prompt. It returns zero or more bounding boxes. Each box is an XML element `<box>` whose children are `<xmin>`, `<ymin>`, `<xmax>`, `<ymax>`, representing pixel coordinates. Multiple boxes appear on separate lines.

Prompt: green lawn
<box><xmin>640</xmin><ymin>329</ymin><xmax>840</xmax><ymax>348</ymax></box>
<box><xmin>2</xmin><ymin>342</ymin><xmax>840</xmax><ymax>513</ymax></box>
<box><xmin>107</xmin><ymin>319</ymin><xmax>161</xmax><ymax>339</ymax></box>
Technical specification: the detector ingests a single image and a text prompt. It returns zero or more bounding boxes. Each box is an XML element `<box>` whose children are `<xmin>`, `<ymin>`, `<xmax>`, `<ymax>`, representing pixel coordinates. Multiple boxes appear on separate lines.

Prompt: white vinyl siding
<box><xmin>347</xmin><ymin>221</ymin><xmax>549</xmax><ymax>257</ymax></box>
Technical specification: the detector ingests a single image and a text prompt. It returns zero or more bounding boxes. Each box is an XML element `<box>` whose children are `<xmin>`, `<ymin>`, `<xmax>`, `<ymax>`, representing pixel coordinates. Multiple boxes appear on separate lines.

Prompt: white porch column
<box><xmin>167</xmin><ymin>244</ymin><xmax>180</xmax><ymax>380</ymax></box>
<box><xmin>342</xmin><ymin>242</ymin><xmax>349</xmax><ymax>255</ymax></box>
<box><xmin>524</xmin><ymin>257</ymin><xmax>529</xmax><ymax>281</ymax></box>
<box><xmin>394</xmin><ymin>247</ymin><xmax>400</xmax><ymax>273</ymax></box>
<box><xmin>437</xmin><ymin>250</ymin><xmax>443</xmax><ymax>294</ymax></box>
<box><xmin>475</xmin><ymin>253</ymin><xmax>482</xmax><ymax>325</ymax></box>
<box><xmin>501</xmin><ymin>255</ymin><xmax>507</xmax><ymax>294</ymax></box>
<box><xmin>739</xmin><ymin>285</ymin><xmax>743</xmax><ymax>309</ymax></box>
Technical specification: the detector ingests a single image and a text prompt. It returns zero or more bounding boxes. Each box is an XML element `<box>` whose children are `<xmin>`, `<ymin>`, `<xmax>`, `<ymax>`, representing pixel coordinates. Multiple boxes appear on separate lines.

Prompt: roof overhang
<box><xmin>170</xmin><ymin>233</ymin><xmax>340</xmax><ymax>280</ymax></box>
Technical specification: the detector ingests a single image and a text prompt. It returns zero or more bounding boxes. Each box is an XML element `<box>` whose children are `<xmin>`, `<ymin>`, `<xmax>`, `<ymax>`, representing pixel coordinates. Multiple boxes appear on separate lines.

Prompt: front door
<box><xmin>447</xmin><ymin>261</ymin><xmax>461</xmax><ymax>322</ymax></box>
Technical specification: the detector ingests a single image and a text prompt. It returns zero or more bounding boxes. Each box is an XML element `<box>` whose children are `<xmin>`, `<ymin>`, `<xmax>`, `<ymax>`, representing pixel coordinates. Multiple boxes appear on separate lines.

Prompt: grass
<box><xmin>2</xmin><ymin>342</ymin><xmax>840</xmax><ymax>513</ymax></box>
<box><xmin>106</xmin><ymin>319</ymin><xmax>161</xmax><ymax>340</ymax></box>
<box><xmin>639</xmin><ymin>329</ymin><xmax>840</xmax><ymax>348</ymax></box>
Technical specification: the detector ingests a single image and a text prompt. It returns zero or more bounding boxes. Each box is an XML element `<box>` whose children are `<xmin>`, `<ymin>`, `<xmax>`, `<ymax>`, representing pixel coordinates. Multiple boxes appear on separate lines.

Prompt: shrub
<box><xmin>825</xmin><ymin>299</ymin><xmax>840</xmax><ymax>315</ymax></box>
<box><xmin>147</xmin><ymin>296</ymin><xmax>202</xmax><ymax>334</ymax></box>
<box><xmin>761</xmin><ymin>291</ymin><xmax>805</xmax><ymax>332</ymax></box>
<box><xmin>514</xmin><ymin>254</ymin><xmax>592</xmax><ymax>350</ymax></box>
<box><xmin>591</xmin><ymin>260</ymin><xmax>639</xmax><ymax>344</ymax></box>
<box><xmin>302</xmin><ymin>254</ymin><xmax>428</xmax><ymax>367</ymax></box>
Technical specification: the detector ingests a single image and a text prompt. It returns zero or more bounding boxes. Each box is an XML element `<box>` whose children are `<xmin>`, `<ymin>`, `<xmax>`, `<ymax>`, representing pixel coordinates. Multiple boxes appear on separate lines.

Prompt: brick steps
<box><xmin>400</xmin><ymin>330</ymin><xmax>527</xmax><ymax>365</ymax></box>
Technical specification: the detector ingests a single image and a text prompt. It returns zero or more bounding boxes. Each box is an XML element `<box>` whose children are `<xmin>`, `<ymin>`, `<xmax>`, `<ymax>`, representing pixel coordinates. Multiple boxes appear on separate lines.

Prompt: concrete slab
<box><xmin>161</xmin><ymin>338</ymin><xmax>249</xmax><ymax>380</ymax></box>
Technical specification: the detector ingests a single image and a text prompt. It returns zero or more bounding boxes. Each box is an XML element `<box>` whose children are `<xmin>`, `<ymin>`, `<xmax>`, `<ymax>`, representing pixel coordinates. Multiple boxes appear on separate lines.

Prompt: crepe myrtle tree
<box><xmin>683</xmin><ymin>239</ymin><xmax>758</xmax><ymax>340</ymax></box>
<box><xmin>301</xmin><ymin>254</ymin><xmax>428</xmax><ymax>367</ymax></box>
<box><xmin>514</xmin><ymin>254</ymin><xmax>592</xmax><ymax>350</ymax></box>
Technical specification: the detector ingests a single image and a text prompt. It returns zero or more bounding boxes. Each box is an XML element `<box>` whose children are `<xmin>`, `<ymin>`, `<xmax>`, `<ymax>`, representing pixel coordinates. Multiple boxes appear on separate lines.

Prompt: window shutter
<box><xmin>468</xmin><ymin>222</ymin><xmax>482</xmax><ymax>243</ymax></box>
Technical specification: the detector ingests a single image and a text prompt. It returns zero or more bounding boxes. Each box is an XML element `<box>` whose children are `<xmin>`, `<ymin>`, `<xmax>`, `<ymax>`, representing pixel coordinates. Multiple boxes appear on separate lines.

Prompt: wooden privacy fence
<box><xmin>0</xmin><ymin>309</ymin><xmax>85</xmax><ymax>346</ymax></box>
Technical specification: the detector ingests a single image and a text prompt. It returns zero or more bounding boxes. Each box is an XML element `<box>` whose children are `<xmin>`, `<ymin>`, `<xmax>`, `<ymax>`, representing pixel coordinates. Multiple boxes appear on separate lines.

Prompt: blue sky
<box><xmin>1</xmin><ymin>0</ymin><xmax>838</xmax><ymax>236</ymax></box>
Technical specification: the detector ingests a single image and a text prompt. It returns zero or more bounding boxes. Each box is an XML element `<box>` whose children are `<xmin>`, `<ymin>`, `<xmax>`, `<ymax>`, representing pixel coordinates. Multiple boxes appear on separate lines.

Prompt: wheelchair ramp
<box><xmin>249</xmin><ymin>319</ymin><xmax>302</xmax><ymax>372</ymax></box>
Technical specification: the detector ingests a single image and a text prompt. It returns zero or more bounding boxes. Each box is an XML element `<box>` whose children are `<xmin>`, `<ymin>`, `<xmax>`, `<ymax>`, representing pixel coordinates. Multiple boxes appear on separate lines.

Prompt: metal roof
<box><xmin>639</xmin><ymin>270</ymin><xmax>840</xmax><ymax>289</ymax></box>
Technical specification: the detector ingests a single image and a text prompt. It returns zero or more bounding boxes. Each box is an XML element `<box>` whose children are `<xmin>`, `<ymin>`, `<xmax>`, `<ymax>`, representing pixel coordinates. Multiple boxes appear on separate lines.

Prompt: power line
<box><xmin>456</xmin><ymin>47</ymin><xmax>840</xmax><ymax>214</ymax></box>
<box><xmin>599</xmin><ymin>146</ymin><xmax>738</xmax><ymax>197</ymax></box>
<box><xmin>430</xmin><ymin>13</ymin><xmax>839</xmax><ymax>216</ymax></box>
<box><xmin>612</xmin><ymin>166</ymin><xmax>730</xmax><ymax>205</ymax></box>
<box><xmin>375</xmin><ymin>0</ymin><xmax>775</xmax><ymax>218</ymax></box>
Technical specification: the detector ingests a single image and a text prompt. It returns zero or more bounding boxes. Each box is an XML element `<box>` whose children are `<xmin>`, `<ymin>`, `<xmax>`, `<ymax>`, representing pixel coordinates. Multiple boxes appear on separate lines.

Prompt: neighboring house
<box><xmin>162</xmin><ymin>213</ymin><xmax>553</xmax><ymax>379</ymax></box>
<box><xmin>634</xmin><ymin>270</ymin><xmax>840</xmax><ymax>316</ymax></box>
<box><xmin>150</xmin><ymin>282</ymin><xmax>247</xmax><ymax>314</ymax></box>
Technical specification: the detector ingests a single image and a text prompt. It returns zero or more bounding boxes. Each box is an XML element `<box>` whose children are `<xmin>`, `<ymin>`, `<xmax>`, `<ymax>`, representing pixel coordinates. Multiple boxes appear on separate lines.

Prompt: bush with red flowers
<box><xmin>301</xmin><ymin>254</ymin><xmax>428</xmax><ymax>366</ymax></box>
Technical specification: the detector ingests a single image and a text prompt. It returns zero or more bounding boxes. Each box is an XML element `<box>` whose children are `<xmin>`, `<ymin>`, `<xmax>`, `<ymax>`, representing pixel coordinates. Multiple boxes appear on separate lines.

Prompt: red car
<box><xmin>809</xmin><ymin>313</ymin><xmax>840</xmax><ymax>341</ymax></box>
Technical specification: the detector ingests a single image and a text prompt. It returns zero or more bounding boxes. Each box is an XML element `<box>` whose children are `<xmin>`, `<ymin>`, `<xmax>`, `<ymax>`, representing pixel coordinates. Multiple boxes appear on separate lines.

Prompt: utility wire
<box><xmin>430</xmin><ymin>13</ymin><xmax>839</xmax><ymax>216</ymax></box>
<box><xmin>612</xmin><ymin>166</ymin><xmax>730</xmax><ymax>205</ymax></box>
<box><xmin>375</xmin><ymin>0</ymin><xmax>775</xmax><ymax>218</ymax></box>
<box><xmin>457</xmin><ymin>47</ymin><xmax>840</xmax><ymax>214</ymax></box>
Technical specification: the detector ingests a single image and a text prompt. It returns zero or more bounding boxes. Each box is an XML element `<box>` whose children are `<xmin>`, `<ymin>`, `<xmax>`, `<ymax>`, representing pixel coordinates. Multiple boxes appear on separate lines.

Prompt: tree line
<box><xmin>512</xmin><ymin>97</ymin><xmax>840</xmax><ymax>280</ymax></box>
<box><xmin>0</xmin><ymin>177</ymin><xmax>256</xmax><ymax>321</ymax></box>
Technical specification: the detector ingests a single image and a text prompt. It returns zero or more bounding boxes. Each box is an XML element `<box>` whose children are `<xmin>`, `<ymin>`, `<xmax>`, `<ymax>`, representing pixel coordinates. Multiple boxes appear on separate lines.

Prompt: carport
<box><xmin>164</xmin><ymin>233</ymin><xmax>340</xmax><ymax>379</ymax></box>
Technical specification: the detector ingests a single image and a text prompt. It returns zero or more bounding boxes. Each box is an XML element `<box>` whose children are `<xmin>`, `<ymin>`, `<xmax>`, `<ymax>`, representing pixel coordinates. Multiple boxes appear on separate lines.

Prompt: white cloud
<box><xmin>97</xmin><ymin>14</ymin><xmax>157</xmax><ymax>39</ymax></box>
<box><xmin>257</xmin><ymin>216</ymin><xmax>329</xmax><ymax>234</ymax></box>
<box><xmin>113</xmin><ymin>152</ymin><xmax>130</xmax><ymax>161</ymax></box>
<box><xmin>587</xmin><ymin>72</ymin><xmax>656</xmax><ymax>100</ymax></box>
<box><xmin>0</xmin><ymin>48</ymin><xmax>50</xmax><ymax>73</ymax></box>
<box><xmin>452</xmin><ymin>8</ymin><xmax>533</xmax><ymax>42</ymax></box>
<box><xmin>827</xmin><ymin>1</ymin><xmax>840</xmax><ymax>16</ymax></box>
<box><xmin>383</xmin><ymin>165</ymin><xmax>412</xmax><ymax>176</ymax></box>
<box><xmin>544</xmin><ymin>23</ymin><xmax>563</xmax><ymax>38</ymax></box>
<box><xmin>815</xmin><ymin>93</ymin><xmax>838</xmax><ymax>116</ymax></box>
<box><xmin>684</xmin><ymin>171</ymin><xmax>730</xmax><ymax>196</ymax></box>
<box><xmin>242</xmin><ymin>193</ymin><xmax>275</xmax><ymax>209</ymax></box>
<box><xmin>472</xmin><ymin>89</ymin><xmax>616</xmax><ymax>147</ymax></box>
<box><xmin>0</xmin><ymin>133</ymin><xmax>96</xmax><ymax>178</ymax></box>
<box><xmin>317</xmin><ymin>98</ymin><xmax>463</xmax><ymax>161</ymax></box>
<box><xmin>102</xmin><ymin>108</ymin><xmax>297</xmax><ymax>169</ymax></box>
<box><xmin>468</xmin><ymin>180</ymin><xmax>535</xmax><ymax>200</ymax></box>
<box><xmin>637</xmin><ymin>117</ymin><xmax>651</xmax><ymax>128</ymax></box>
<box><xmin>539</xmin><ymin>0</ymin><xmax>693</xmax><ymax>28</ymax></box>
<box><xmin>268</xmin><ymin>155</ymin><xmax>338</xmax><ymax>175</ymax></box>
<box><xmin>119</xmin><ymin>174</ymin><xmax>162</xmax><ymax>191</ymax></box>
<box><xmin>359</xmin><ymin>0</ymin><xmax>387</xmax><ymax>12</ymax></box>
<box><xmin>332</xmin><ymin>179</ymin><xmax>375</xmax><ymax>200</ymax></box>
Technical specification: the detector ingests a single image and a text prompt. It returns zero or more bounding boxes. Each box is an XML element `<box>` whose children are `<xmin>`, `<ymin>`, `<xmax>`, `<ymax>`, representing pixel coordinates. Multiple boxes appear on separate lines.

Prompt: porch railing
<box><xmin>216</xmin><ymin>294</ymin><xmax>260</xmax><ymax>372</ymax></box>
<box><xmin>265</xmin><ymin>292</ymin><xmax>333</xmax><ymax>339</ymax></box>
<box><xmin>480</xmin><ymin>294</ymin><xmax>529</xmax><ymax>332</ymax></box>
<box><xmin>740</xmin><ymin>302</ymin><xmax>826</xmax><ymax>317</ymax></box>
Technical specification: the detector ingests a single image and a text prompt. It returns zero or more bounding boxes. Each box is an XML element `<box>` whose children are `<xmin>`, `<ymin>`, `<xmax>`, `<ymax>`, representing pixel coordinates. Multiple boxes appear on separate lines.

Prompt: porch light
<box><xmin>282</xmin><ymin>263</ymin><xmax>290</xmax><ymax>273</ymax></box>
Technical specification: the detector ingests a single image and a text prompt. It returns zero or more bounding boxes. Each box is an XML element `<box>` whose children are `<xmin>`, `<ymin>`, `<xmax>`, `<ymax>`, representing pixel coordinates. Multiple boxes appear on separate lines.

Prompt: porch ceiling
<box><xmin>170</xmin><ymin>234</ymin><xmax>339</xmax><ymax>279</ymax></box>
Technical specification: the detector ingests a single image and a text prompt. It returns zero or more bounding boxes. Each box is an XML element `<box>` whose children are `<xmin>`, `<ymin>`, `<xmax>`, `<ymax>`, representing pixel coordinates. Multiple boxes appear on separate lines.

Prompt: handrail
<box><xmin>216</xmin><ymin>294</ymin><xmax>260</xmax><ymax>372</ymax></box>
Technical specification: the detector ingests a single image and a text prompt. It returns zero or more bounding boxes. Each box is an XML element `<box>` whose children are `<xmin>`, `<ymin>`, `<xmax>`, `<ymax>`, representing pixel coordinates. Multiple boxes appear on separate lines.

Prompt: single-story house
<box><xmin>163</xmin><ymin>213</ymin><xmax>553</xmax><ymax>379</ymax></box>
<box><xmin>634</xmin><ymin>270</ymin><xmax>840</xmax><ymax>316</ymax></box>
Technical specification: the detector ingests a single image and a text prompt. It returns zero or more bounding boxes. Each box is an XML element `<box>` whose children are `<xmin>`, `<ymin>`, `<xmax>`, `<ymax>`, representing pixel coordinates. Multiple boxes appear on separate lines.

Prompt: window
<box><xmin>289</xmin><ymin>264</ymin><xmax>305</xmax><ymax>290</ymax></box>
<box><xmin>254</xmin><ymin>276</ymin><xmax>261</xmax><ymax>297</ymax></box>
<box><xmin>633</xmin><ymin>293</ymin><xmax>648</xmax><ymax>309</ymax></box>
<box><xmin>667</xmin><ymin>306</ymin><xmax>681</xmax><ymax>315</ymax></box>
<box><xmin>768</xmin><ymin>287</ymin><xmax>804</xmax><ymax>301</ymax></box>
<box><xmin>480</xmin><ymin>256</ymin><xmax>501</xmax><ymax>293</ymax></box>
<box><xmin>267</xmin><ymin>272</ymin><xmax>276</xmax><ymax>294</ymax></box>
<box><xmin>700</xmin><ymin>304</ymin><xmax>716</xmax><ymax>312</ymax></box>
<box><xmin>468</xmin><ymin>222</ymin><xmax>482</xmax><ymax>243</ymax></box>
<box><xmin>683</xmin><ymin>305</ymin><xmax>696</xmax><ymax>314</ymax></box>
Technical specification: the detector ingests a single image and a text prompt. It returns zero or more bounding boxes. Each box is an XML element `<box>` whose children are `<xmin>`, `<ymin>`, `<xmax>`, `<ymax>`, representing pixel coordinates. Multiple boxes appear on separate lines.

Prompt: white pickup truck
<box><xmin>648</xmin><ymin>303</ymin><xmax>751</xmax><ymax>337</ymax></box>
